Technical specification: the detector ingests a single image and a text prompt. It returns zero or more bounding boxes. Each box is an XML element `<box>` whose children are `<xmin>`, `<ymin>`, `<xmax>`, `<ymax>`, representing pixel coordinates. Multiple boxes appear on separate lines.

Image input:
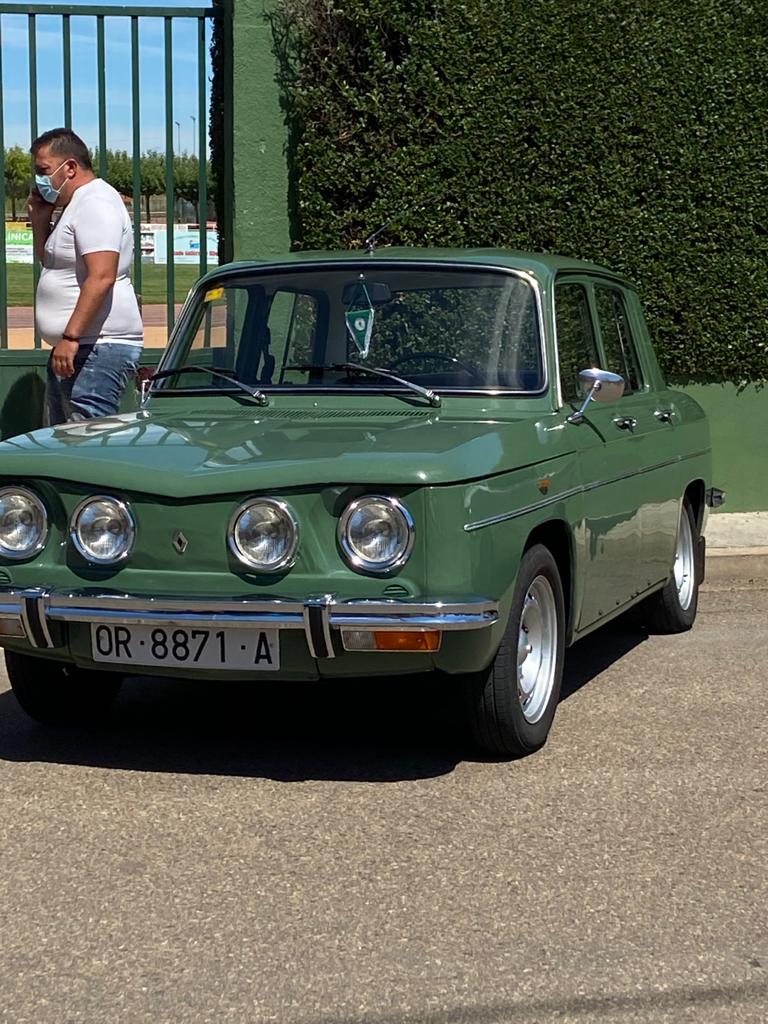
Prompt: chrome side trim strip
<box><xmin>464</xmin><ymin>449</ymin><xmax>712</xmax><ymax>532</ymax></box>
<box><xmin>580</xmin><ymin>454</ymin><xmax>680</xmax><ymax>494</ymax></box>
<box><xmin>464</xmin><ymin>486</ymin><xmax>582</xmax><ymax>532</ymax></box>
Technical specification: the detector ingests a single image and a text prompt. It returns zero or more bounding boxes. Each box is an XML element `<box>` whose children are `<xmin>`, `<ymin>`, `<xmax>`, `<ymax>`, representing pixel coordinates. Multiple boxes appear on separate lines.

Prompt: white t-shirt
<box><xmin>36</xmin><ymin>178</ymin><xmax>143</xmax><ymax>346</ymax></box>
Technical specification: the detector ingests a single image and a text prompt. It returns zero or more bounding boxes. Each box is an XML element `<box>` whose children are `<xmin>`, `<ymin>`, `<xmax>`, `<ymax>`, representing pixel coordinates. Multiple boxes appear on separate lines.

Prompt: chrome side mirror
<box><xmin>566</xmin><ymin>368</ymin><xmax>625</xmax><ymax>424</ymax></box>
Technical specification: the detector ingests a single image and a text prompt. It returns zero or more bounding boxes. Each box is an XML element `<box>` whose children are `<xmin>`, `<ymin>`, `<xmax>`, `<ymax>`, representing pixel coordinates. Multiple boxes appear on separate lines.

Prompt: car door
<box><xmin>590</xmin><ymin>281</ymin><xmax>681</xmax><ymax>588</ymax></box>
<box><xmin>555</xmin><ymin>276</ymin><xmax>660</xmax><ymax>631</ymax></box>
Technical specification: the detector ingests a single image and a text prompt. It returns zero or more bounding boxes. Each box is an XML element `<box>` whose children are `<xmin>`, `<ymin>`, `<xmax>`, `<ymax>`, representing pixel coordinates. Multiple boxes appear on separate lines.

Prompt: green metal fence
<box><xmin>0</xmin><ymin>2</ymin><xmax>220</xmax><ymax>349</ymax></box>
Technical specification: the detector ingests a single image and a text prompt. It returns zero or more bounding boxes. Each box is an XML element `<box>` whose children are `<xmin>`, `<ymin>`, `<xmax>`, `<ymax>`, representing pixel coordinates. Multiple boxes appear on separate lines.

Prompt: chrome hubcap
<box><xmin>517</xmin><ymin>575</ymin><xmax>557</xmax><ymax>724</ymax></box>
<box><xmin>674</xmin><ymin>511</ymin><xmax>695</xmax><ymax>610</ymax></box>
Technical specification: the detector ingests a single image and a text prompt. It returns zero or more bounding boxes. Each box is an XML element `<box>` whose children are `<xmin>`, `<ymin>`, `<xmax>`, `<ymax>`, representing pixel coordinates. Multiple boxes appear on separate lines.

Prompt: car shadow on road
<box><xmin>0</xmin><ymin>620</ymin><xmax>648</xmax><ymax>782</ymax></box>
<box><xmin>560</xmin><ymin>619</ymin><xmax>648</xmax><ymax>701</ymax></box>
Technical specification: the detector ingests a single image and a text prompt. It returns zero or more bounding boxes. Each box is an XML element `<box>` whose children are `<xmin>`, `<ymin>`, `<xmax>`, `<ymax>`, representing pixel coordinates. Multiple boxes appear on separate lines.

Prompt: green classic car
<box><xmin>0</xmin><ymin>249</ymin><xmax>717</xmax><ymax>757</ymax></box>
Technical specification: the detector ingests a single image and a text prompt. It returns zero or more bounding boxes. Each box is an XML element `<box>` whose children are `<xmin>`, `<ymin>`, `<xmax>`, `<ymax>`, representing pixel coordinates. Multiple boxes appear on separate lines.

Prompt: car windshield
<box><xmin>159</xmin><ymin>264</ymin><xmax>544</xmax><ymax>395</ymax></box>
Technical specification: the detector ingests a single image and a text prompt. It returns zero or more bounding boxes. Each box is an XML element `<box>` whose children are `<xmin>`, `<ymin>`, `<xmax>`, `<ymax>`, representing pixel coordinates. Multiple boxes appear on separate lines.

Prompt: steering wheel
<box><xmin>389</xmin><ymin>351</ymin><xmax>484</xmax><ymax>382</ymax></box>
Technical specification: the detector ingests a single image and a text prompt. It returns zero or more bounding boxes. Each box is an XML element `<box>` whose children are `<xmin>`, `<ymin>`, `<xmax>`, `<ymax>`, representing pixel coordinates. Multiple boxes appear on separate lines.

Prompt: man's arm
<box><xmin>50</xmin><ymin>250</ymin><xmax>119</xmax><ymax>378</ymax></box>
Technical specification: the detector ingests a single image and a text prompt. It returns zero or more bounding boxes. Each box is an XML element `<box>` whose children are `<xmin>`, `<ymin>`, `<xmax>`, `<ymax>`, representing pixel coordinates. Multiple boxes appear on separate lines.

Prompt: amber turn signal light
<box><xmin>341</xmin><ymin>629</ymin><xmax>442</xmax><ymax>652</ymax></box>
<box><xmin>373</xmin><ymin>630</ymin><xmax>441</xmax><ymax>652</ymax></box>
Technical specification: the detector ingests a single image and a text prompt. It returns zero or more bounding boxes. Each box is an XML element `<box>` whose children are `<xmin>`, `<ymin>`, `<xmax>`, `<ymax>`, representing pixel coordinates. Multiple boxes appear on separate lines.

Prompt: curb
<box><xmin>704</xmin><ymin>549</ymin><xmax>768</xmax><ymax>585</ymax></box>
<box><xmin>703</xmin><ymin>514</ymin><xmax>768</xmax><ymax>583</ymax></box>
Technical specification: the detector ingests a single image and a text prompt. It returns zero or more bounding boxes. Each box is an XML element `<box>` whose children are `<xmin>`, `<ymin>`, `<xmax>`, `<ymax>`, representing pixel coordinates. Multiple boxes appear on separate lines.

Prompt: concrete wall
<box><xmin>231</xmin><ymin>0</ymin><xmax>291</xmax><ymax>259</ymax></box>
<box><xmin>680</xmin><ymin>384</ymin><xmax>768</xmax><ymax>514</ymax></box>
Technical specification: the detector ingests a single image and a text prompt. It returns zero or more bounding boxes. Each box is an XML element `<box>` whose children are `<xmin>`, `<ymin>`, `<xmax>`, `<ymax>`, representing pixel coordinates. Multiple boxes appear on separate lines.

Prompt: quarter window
<box><xmin>594</xmin><ymin>287</ymin><xmax>642</xmax><ymax>392</ymax></box>
<box><xmin>555</xmin><ymin>283</ymin><xmax>600</xmax><ymax>403</ymax></box>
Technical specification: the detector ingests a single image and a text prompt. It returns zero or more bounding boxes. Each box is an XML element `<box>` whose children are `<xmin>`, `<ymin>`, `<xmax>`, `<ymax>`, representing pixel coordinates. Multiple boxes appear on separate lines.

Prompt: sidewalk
<box><xmin>705</xmin><ymin>511</ymin><xmax>768</xmax><ymax>583</ymax></box>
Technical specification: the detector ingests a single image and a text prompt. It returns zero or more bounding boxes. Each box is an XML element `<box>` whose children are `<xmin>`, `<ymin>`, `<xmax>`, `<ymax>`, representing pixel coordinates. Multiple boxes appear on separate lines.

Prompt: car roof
<box><xmin>202</xmin><ymin>247</ymin><xmax>634</xmax><ymax>289</ymax></box>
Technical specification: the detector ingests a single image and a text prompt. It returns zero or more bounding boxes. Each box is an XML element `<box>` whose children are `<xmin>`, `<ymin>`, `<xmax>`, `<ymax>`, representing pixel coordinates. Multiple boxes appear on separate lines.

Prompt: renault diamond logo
<box><xmin>172</xmin><ymin>531</ymin><xmax>189</xmax><ymax>554</ymax></box>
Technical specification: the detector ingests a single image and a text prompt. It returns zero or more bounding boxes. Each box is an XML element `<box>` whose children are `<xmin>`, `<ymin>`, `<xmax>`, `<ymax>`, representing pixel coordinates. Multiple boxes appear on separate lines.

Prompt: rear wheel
<box><xmin>5</xmin><ymin>650</ymin><xmax>122</xmax><ymax>725</ymax></box>
<box><xmin>639</xmin><ymin>499</ymin><xmax>700</xmax><ymax>633</ymax></box>
<box><xmin>461</xmin><ymin>544</ymin><xmax>565</xmax><ymax>758</ymax></box>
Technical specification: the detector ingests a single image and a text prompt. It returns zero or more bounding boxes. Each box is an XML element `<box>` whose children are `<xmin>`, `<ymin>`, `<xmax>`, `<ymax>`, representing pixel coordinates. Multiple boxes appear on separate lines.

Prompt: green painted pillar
<box><xmin>230</xmin><ymin>0</ymin><xmax>290</xmax><ymax>259</ymax></box>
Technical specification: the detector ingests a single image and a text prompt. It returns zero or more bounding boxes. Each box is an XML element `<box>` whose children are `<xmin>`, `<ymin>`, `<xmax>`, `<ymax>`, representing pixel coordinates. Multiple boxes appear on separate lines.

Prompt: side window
<box><xmin>180</xmin><ymin>288</ymin><xmax>318</xmax><ymax>386</ymax></box>
<box><xmin>268</xmin><ymin>291</ymin><xmax>319</xmax><ymax>382</ymax></box>
<box><xmin>554</xmin><ymin>282</ymin><xmax>600</xmax><ymax>403</ymax></box>
<box><xmin>187</xmin><ymin>286</ymin><xmax>248</xmax><ymax>362</ymax></box>
<box><xmin>594</xmin><ymin>287</ymin><xmax>642</xmax><ymax>392</ymax></box>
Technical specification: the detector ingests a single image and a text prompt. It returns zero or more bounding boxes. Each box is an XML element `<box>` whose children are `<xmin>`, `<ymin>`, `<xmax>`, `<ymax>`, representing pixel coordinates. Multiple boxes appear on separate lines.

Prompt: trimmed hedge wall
<box><xmin>275</xmin><ymin>0</ymin><xmax>768</xmax><ymax>384</ymax></box>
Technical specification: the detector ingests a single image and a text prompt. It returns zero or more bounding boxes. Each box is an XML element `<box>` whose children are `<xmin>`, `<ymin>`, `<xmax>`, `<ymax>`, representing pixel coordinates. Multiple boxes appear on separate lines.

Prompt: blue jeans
<box><xmin>46</xmin><ymin>342</ymin><xmax>142</xmax><ymax>425</ymax></box>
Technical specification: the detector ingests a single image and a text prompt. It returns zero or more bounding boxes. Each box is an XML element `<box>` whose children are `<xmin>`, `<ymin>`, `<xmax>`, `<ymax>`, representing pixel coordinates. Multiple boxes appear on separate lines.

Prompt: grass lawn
<box><xmin>3</xmin><ymin>263</ymin><xmax>202</xmax><ymax>306</ymax></box>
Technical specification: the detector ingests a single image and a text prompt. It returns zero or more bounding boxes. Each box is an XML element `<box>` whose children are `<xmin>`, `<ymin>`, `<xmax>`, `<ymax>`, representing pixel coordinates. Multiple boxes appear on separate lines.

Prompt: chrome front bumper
<box><xmin>0</xmin><ymin>588</ymin><xmax>499</xmax><ymax>660</ymax></box>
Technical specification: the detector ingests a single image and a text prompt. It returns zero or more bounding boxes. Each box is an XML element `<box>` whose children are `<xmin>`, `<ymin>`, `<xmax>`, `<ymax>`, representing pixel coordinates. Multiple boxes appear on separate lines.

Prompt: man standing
<box><xmin>28</xmin><ymin>128</ymin><xmax>143</xmax><ymax>425</ymax></box>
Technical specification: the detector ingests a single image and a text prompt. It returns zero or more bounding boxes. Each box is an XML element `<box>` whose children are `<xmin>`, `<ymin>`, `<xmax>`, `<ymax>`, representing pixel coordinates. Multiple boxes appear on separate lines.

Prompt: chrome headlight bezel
<box><xmin>0</xmin><ymin>486</ymin><xmax>49</xmax><ymax>561</ymax></box>
<box><xmin>70</xmin><ymin>495</ymin><xmax>136</xmax><ymax>565</ymax></box>
<box><xmin>228</xmin><ymin>498</ymin><xmax>299</xmax><ymax>573</ymax></box>
<box><xmin>338</xmin><ymin>495</ymin><xmax>415</xmax><ymax>574</ymax></box>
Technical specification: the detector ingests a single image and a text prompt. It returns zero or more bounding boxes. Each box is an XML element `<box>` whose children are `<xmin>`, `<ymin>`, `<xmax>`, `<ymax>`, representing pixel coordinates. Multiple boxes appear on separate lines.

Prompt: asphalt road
<box><xmin>0</xmin><ymin>584</ymin><xmax>765</xmax><ymax>1024</ymax></box>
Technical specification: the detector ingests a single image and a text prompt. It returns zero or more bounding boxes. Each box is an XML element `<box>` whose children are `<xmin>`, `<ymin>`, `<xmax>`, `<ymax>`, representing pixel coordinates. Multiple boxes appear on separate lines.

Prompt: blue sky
<box><xmin>1</xmin><ymin>0</ymin><xmax>213</xmax><ymax>156</ymax></box>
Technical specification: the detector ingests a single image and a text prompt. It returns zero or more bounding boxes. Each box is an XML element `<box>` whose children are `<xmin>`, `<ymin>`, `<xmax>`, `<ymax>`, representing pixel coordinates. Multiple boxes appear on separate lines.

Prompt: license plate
<box><xmin>91</xmin><ymin>623</ymin><xmax>280</xmax><ymax>671</ymax></box>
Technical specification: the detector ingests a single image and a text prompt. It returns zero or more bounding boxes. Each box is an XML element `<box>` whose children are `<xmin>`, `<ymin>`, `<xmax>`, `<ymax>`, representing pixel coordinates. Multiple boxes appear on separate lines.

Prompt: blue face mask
<box><xmin>35</xmin><ymin>160</ymin><xmax>69</xmax><ymax>204</ymax></box>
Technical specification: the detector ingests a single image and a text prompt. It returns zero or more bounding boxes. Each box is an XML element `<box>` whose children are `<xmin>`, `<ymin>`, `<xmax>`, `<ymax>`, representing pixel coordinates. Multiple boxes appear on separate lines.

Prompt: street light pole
<box><xmin>191</xmin><ymin>115</ymin><xmax>196</xmax><ymax>157</ymax></box>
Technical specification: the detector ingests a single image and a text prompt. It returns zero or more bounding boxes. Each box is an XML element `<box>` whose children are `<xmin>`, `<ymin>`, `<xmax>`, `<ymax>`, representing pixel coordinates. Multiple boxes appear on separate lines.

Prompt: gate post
<box><xmin>228</xmin><ymin>0</ymin><xmax>290</xmax><ymax>260</ymax></box>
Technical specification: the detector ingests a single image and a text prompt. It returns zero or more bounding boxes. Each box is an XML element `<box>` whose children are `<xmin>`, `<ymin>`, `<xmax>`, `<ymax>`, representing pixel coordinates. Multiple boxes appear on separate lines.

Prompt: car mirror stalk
<box><xmin>566</xmin><ymin>367</ymin><xmax>625</xmax><ymax>424</ymax></box>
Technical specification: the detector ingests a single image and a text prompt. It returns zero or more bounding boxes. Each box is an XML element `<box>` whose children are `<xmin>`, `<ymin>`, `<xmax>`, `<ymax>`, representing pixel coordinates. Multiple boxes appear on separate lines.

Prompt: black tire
<box><xmin>460</xmin><ymin>544</ymin><xmax>566</xmax><ymax>758</ymax></box>
<box><xmin>638</xmin><ymin>499</ymin><xmax>700</xmax><ymax>634</ymax></box>
<box><xmin>5</xmin><ymin>650</ymin><xmax>122</xmax><ymax>725</ymax></box>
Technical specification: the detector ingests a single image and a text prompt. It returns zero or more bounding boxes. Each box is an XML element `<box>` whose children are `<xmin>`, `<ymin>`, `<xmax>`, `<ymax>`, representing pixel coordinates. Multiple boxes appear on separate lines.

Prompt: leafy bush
<box><xmin>273</xmin><ymin>0</ymin><xmax>768</xmax><ymax>384</ymax></box>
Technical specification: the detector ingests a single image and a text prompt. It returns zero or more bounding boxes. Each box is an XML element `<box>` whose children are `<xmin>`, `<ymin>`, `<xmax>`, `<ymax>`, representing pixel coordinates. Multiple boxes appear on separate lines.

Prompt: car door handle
<box><xmin>613</xmin><ymin>416</ymin><xmax>637</xmax><ymax>431</ymax></box>
<box><xmin>654</xmin><ymin>408</ymin><xmax>674</xmax><ymax>422</ymax></box>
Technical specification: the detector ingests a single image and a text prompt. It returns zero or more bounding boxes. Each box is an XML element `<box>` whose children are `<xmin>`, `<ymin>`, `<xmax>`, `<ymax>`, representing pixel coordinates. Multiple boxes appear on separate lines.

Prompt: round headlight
<box><xmin>339</xmin><ymin>496</ymin><xmax>414</xmax><ymax>573</ymax></box>
<box><xmin>0</xmin><ymin>487</ymin><xmax>48</xmax><ymax>560</ymax></box>
<box><xmin>71</xmin><ymin>496</ymin><xmax>135</xmax><ymax>564</ymax></box>
<box><xmin>229</xmin><ymin>499</ymin><xmax>298</xmax><ymax>572</ymax></box>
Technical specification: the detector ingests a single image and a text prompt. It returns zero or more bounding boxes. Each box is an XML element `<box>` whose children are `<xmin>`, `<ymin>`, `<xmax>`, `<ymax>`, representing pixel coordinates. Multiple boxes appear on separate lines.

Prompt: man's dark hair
<box><xmin>31</xmin><ymin>128</ymin><xmax>93</xmax><ymax>171</ymax></box>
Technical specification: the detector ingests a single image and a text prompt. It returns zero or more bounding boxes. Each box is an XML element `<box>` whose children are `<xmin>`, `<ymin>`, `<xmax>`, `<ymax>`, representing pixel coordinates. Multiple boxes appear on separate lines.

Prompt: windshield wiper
<box><xmin>284</xmin><ymin>362</ymin><xmax>441</xmax><ymax>408</ymax></box>
<box><xmin>145</xmin><ymin>365</ymin><xmax>269</xmax><ymax>406</ymax></box>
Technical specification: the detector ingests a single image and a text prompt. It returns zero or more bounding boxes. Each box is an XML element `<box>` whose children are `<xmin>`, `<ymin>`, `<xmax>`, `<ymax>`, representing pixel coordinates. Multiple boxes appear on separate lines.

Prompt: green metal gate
<box><xmin>0</xmin><ymin>1</ymin><xmax>221</xmax><ymax>349</ymax></box>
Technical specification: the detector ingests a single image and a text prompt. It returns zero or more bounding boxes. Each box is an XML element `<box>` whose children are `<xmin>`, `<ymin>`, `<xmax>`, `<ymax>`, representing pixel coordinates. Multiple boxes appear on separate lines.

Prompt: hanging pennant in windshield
<box><xmin>344</xmin><ymin>279</ymin><xmax>376</xmax><ymax>359</ymax></box>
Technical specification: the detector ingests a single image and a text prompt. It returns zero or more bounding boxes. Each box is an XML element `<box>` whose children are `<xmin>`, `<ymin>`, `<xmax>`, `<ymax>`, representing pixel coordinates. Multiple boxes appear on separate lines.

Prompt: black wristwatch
<box><xmin>62</xmin><ymin>333</ymin><xmax>80</xmax><ymax>343</ymax></box>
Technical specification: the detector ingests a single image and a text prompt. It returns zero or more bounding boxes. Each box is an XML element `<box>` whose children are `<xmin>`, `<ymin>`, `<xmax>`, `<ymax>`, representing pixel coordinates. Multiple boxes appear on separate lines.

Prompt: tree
<box><xmin>174</xmin><ymin>154</ymin><xmax>214</xmax><ymax>222</ymax></box>
<box><xmin>139</xmin><ymin>151</ymin><xmax>166</xmax><ymax>222</ymax></box>
<box><xmin>4</xmin><ymin>146</ymin><xmax>32</xmax><ymax>221</ymax></box>
<box><xmin>106</xmin><ymin>149</ymin><xmax>133</xmax><ymax>197</ymax></box>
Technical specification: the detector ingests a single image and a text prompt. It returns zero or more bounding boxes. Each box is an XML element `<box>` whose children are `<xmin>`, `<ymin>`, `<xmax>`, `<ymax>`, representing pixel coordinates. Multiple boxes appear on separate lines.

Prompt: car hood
<box><xmin>0</xmin><ymin>406</ymin><xmax>549</xmax><ymax>498</ymax></box>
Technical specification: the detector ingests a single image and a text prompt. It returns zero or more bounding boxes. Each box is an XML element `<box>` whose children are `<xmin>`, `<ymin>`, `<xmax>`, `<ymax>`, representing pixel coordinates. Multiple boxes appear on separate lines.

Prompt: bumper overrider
<box><xmin>0</xmin><ymin>587</ymin><xmax>499</xmax><ymax>660</ymax></box>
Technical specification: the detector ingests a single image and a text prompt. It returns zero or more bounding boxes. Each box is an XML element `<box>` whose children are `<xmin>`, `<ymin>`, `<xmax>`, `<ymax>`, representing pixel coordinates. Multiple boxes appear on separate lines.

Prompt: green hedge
<box><xmin>274</xmin><ymin>0</ymin><xmax>768</xmax><ymax>384</ymax></box>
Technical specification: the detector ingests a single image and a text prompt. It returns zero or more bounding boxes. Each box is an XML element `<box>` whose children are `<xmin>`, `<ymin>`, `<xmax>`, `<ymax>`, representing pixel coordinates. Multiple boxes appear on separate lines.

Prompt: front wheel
<box><xmin>460</xmin><ymin>544</ymin><xmax>565</xmax><ymax>758</ymax></box>
<box><xmin>5</xmin><ymin>650</ymin><xmax>122</xmax><ymax>725</ymax></box>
